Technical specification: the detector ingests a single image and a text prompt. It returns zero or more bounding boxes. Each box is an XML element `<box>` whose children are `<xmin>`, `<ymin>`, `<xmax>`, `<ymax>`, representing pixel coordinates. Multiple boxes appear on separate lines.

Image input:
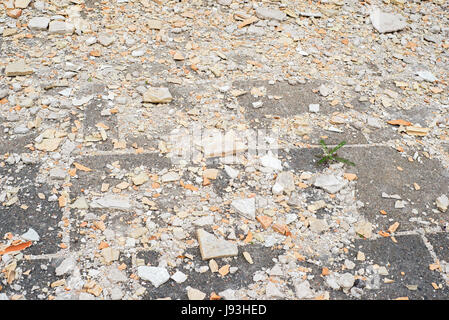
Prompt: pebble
<box><xmin>137</xmin><ymin>266</ymin><xmax>170</xmax><ymax>288</ymax></box>
<box><xmin>197</xmin><ymin>228</ymin><xmax>238</xmax><ymax>260</ymax></box>
<box><xmin>417</xmin><ymin>70</ymin><xmax>437</xmax><ymax>82</ymax></box>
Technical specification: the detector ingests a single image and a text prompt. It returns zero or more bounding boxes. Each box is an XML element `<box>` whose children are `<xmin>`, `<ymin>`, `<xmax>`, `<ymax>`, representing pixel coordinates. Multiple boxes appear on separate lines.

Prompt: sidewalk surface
<box><xmin>0</xmin><ymin>0</ymin><xmax>448</xmax><ymax>300</ymax></box>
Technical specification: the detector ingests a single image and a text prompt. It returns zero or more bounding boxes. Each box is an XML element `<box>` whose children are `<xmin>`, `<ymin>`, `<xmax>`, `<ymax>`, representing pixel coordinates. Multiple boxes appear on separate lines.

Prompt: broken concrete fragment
<box><xmin>231</xmin><ymin>197</ymin><xmax>256</xmax><ymax>220</ymax></box>
<box><xmin>370</xmin><ymin>8</ymin><xmax>407</xmax><ymax>33</ymax></box>
<box><xmin>313</xmin><ymin>174</ymin><xmax>348</xmax><ymax>194</ymax></box>
<box><xmin>132</xmin><ymin>172</ymin><xmax>149</xmax><ymax>186</ymax></box>
<box><xmin>137</xmin><ymin>266</ymin><xmax>170</xmax><ymax>288</ymax></box>
<box><xmin>255</xmin><ymin>7</ymin><xmax>287</xmax><ymax>21</ymax></box>
<box><xmin>71</xmin><ymin>196</ymin><xmax>89</xmax><ymax>210</ymax></box>
<box><xmin>436</xmin><ymin>194</ymin><xmax>448</xmax><ymax>212</ymax></box>
<box><xmin>90</xmin><ymin>195</ymin><xmax>131</xmax><ymax>210</ymax></box>
<box><xmin>142</xmin><ymin>87</ymin><xmax>173</xmax><ymax>103</ymax></box>
<box><xmin>5</xmin><ymin>60</ymin><xmax>34</xmax><ymax>76</ymax></box>
<box><xmin>197</xmin><ymin>228</ymin><xmax>238</xmax><ymax>260</ymax></box>
<box><xmin>187</xmin><ymin>287</ymin><xmax>206</xmax><ymax>300</ymax></box>
<box><xmin>354</xmin><ymin>220</ymin><xmax>373</xmax><ymax>239</ymax></box>
<box><xmin>28</xmin><ymin>17</ymin><xmax>50</xmax><ymax>31</ymax></box>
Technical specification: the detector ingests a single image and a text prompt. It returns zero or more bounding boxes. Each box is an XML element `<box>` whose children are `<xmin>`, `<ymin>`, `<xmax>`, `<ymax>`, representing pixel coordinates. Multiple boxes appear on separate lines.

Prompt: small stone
<box><xmin>344</xmin><ymin>259</ymin><xmax>355</xmax><ymax>270</ymax></box>
<box><xmin>5</xmin><ymin>60</ymin><xmax>34</xmax><ymax>77</ymax></box>
<box><xmin>143</xmin><ymin>87</ymin><xmax>173</xmax><ymax>103</ymax></box>
<box><xmin>260</xmin><ymin>152</ymin><xmax>282</xmax><ymax>171</ymax></box>
<box><xmin>337</xmin><ymin>273</ymin><xmax>355</xmax><ymax>289</ymax></box>
<box><xmin>90</xmin><ymin>195</ymin><xmax>131</xmax><ymax>210</ymax></box>
<box><xmin>370</xmin><ymin>8</ymin><xmax>407</xmax><ymax>33</ymax></box>
<box><xmin>110</xmin><ymin>287</ymin><xmax>123</xmax><ymax>300</ymax></box>
<box><xmin>7</xmin><ymin>9</ymin><xmax>22</xmax><ymax>18</ymax></box>
<box><xmin>265</xmin><ymin>282</ymin><xmax>284</xmax><ymax>298</ymax></box>
<box><xmin>101</xmin><ymin>247</ymin><xmax>120</xmax><ymax>264</ymax></box>
<box><xmin>132</xmin><ymin>172</ymin><xmax>149</xmax><ymax>186</ymax></box>
<box><xmin>294</xmin><ymin>280</ymin><xmax>315</xmax><ymax>299</ymax></box>
<box><xmin>49</xmin><ymin>167</ymin><xmax>66</xmax><ymax>180</ymax></box>
<box><xmin>98</xmin><ymin>33</ymin><xmax>115</xmax><ymax>47</ymax></box>
<box><xmin>203</xmin><ymin>168</ymin><xmax>219</xmax><ymax>180</ymax></box>
<box><xmin>313</xmin><ymin>174</ymin><xmax>347</xmax><ymax>194</ymax></box>
<box><xmin>436</xmin><ymin>194</ymin><xmax>448</xmax><ymax>212</ymax></box>
<box><xmin>35</xmin><ymin>138</ymin><xmax>62</xmax><ymax>152</ymax></box>
<box><xmin>147</xmin><ymin>19</ymin><xmax>163</xmax><ymax>30</ymax></box>
<box><xmin>274</xmin><ymin>171</ymin><xmax>295</xmax><ymax>194</ymax></box>
<box><xmin>231</xmin><ymin>198</ymin><xmax>256</xmax><ymax>220</ymax></box>
<box><xmin>49</xmin><ymin>21</ymin><xmax>75</xmax><ymax>34</ymax></box>
<box><xmin>187</xmin><ymin>287</ymin><xmax>206</xmax><ymax>300</ymax></box>
<box><xmin>161</xmin><ymin>171</ymin><xmax>180</xmax><ymax>182</ymax></box>
<box><xmin>309</xmin><ymin>104</ymin><xmax>320</xmax><ymax>113</ymax></box>
<box><xmin>354</xmin><ymin>220</ymin><xmax>373</xmax><ymax>239</ymax></box>
<box><xmin>224</xmin><ymin>165</ymin><xmax>239</xmax><ymax>179</ymax></box>
<box><xmin>21</xmin><ymin>228</ymin><xmax>40</xmax><ymax>242</ymax></box>
<box><xmin>308</xmin><ymin>217</ymin><xmax>329</xmax><ymax>233</ymax></box>
<box><xmin>255</xmin><ymin>7</ymin><xmax>287</xmax><ymax>21</ymax></box>
<box><xmin>243</xmin><ymin>251</ymin><xmax>253</xmax><ymax>264</ymax></box>
<box><xmin>71</xmin><ymin>196</ymin><xmax>89</xmax><ymax>210</ymax></box>
<box><xmin>55</xmin><ymin>256</ymin><xmax>76</xmax><ymax>276</ymax></box>
<box><xmin>319</xmin><ymin>84</ymin><xmax>333</xmax><ymax>97</ymax></box>
<box><xmin>219</xmin><ymin>289</ymin><xmax>236</xmax><ymax>300</ymax></box>
<box><xmin>197</xmin><ymin>228</ymin><xmax>238</xmax><ymax>260</ymax></box>
<box><xmin>137</xmin><ymin>266</ymin><xmax>170</xmax><ymax>288</ymax></box>
<box><xmin>209</xmin><ymin>259</ymin><xmax>219</xmax><ymax>272</ymax></box>
<box><xmin>15</xmin><ymin>0</ymin><xmax>31</xmax><ymax>8</ymax></box>
<box><xmin>417</xmin><ymin>70</ymin><xmax>437</xmax><ymax>82</ymax></box>
<box><xmin>171</xmin><ymin>271</ymin><xmax>187</xmax><ymax>283</ymax></box>
<box><xmin>28</xmin><ymin>17</ymin><xmax>50</xmax><ymax>31</ymax></box>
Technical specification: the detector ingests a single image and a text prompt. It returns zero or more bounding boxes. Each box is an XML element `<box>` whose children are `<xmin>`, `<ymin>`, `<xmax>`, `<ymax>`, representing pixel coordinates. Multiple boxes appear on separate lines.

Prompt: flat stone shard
<box><xmin>49</xmin><ymin>21</ymin><xmax>75</xmax><ymax>34</ymax></box>
<box><xmin>5</xmin><ymin>60</ymin><xmax>34</xmax><ymax>76</ymax></box>
<box><xmin>313</xmin><ymin>174</ymin><xmax>348</xmax><ymax>194</ymax></box>
<box><xmin>143</xmin><ymin>87</ymin><xmax>173</xmax><ymax>103</ymax></box>
<box><xmin>197</xmin><ymin>228</ymin><xmax>238</xmax><ymax>260</ymax></box>
<box><xmin>137</xmin><ymin>266</ymin><xmax>170</xmax><ymax>288</ymax></box>
<box><xmin>231</xmin><ymin>197</ymin><xmax>256</xmax><ymax>219</ymax></box>
<box><xmin>90</xmin><ymin>195</ymin><xmax>131</xmax><ymax>210</ymax></box>
<box><xmin>255</xmin><ymin>7</ymin><xmax>287</xmax><ymax>21</ymax></box>
<box><xmin>370</xmin><ymin>8</ymin><xmax>407</xmax><ymax>33</ymax></box>
<box><xmin>28</xmin><ymin>17</ymin><xmax>50</xmax><ymax>31</ymax></box>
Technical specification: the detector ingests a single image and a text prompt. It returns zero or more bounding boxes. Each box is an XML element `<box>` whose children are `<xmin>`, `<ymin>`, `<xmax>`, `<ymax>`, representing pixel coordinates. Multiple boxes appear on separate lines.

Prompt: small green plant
<box><xmin>317</xmin><ymin>139</ymin><xmax>355</xmax><ymax>166</ymax></box>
